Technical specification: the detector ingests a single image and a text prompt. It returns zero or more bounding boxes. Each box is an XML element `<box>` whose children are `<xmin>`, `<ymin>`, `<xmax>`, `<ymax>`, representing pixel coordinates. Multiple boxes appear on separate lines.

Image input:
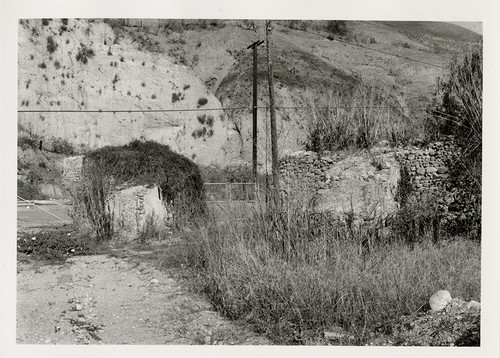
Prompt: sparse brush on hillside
<box><xmin>182</xmin><ymin>200</ymin><xmax>480</xmax><ymax>345</ymax></box>
<box><xmin>305</xmin><ymin>83</ymin><xmax>411</xmax><ymax>152</ymax></box>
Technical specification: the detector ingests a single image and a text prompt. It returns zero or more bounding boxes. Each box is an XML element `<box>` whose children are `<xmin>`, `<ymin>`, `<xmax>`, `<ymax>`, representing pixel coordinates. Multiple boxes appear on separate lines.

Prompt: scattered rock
<box><xmin>204</xmin><ymin>335</ymin><xmax>212</xmax><ymax>345</ymax></box>
<box><xmin>467</xmin><ymin>300</ymin><xmax>481</xmax><ymax>309</ymax></box>
<box><xmin>429</xmin><ymin>290</ymin><xmax>452</xmax><ymax>311</ymax></box>
<box><xmin>150</xmin><ymin>278</ymin><xmax>159</xmax><ymax>285</ymax></box>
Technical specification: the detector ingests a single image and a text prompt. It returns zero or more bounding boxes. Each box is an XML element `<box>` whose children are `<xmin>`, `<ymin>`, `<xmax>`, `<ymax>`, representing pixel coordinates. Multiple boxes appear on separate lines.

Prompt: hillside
<box><xmin>18</xmin><ymin>19</ymin><xmax>481</xmax><ymax>170</ymax></box>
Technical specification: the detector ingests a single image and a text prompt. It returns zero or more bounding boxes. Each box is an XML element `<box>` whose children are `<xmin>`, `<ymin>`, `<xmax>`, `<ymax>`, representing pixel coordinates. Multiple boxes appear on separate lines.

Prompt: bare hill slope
<box><xmin>18</xmin><ymin>19</ymin><xmax>481</xmax><ymax>168</ymax></box>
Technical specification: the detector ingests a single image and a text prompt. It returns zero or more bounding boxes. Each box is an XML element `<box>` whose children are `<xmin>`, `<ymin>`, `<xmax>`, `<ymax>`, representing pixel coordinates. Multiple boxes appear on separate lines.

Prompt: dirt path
<box><xmin>16</xmin><ymin>253</ymin><xmax>269</xmax><ymax>345</ymax></box>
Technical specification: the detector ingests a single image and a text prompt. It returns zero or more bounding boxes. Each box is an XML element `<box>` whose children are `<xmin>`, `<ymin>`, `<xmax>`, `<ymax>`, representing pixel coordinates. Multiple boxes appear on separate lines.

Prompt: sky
<box><xmin>448</xmin><ymin>21</ymin><xmax>482</xmax><ymax>34</ymax></box>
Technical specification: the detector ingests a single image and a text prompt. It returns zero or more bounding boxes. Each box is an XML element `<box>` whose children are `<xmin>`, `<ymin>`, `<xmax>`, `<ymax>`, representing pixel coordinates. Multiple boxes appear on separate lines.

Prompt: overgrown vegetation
<box><xmin>180</xmin><ymin>201</ymin><xmax>480</xmax><ymax>345</ymax></box>
<box><xmin>74</xmin><ymin>140</ymin><xmax>206</xmax><ymax>241</ymax></box>
<box><xmin>51</xmin><ymin>138</ymin><xmax>75</xmax><ymax>155</ymax></box>
<box><xmin>426</xmin><ymin>45</ymin><xmax>482</xmax><ymax>237</ymax></box>
<box><xmin>17</xmin><ymin>225</ymin><xmax>102</xmax><ymax>264</ymax></box>
<box><xmin>305</xmin><ymin>82</ymin><xmax>410</xmax><ymax>151</ymax></box>
<box><xmin>17</xmin><ymin>179</ymin><xmax>47</xmax><ymax>200</ymax></box>
<box><xmin>326</xmin><ymin>20</ymin><xmax>349</xmax><ymax>39</ymax></box>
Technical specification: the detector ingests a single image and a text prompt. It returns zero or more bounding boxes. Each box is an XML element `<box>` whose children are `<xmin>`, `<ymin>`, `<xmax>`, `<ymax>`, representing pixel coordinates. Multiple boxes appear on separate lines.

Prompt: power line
<box><xmin>296</xmin><ymin>27</ymin><xmax>447</xmax><ymax>70</ymax></box>
<box><xmin>17</xmin><ymin>104</ymin><xmax>439</xmax><ymax>115</ymax></box>
<box><xmin>17</xmin><ymin>107</ymin><xmax>251</xmax><ymax>113</ymax></box>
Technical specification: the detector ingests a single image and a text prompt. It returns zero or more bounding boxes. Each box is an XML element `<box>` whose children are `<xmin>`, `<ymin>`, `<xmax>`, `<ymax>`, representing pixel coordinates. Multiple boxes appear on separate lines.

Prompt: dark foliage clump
<box><xmin>85</xmin><ymin>140</ymin><xmax>206</xmax><ymax>217</ymax></box>
<box><xmin>17</xmin><ymin>225</ymin><xmax>101</xmax><ymax>264</ymax></box>
<box><xmin>76</xmin><ymin>44</ymin><xmax>95</xmax><ymax>64</ymax></box>
<box><xmin>326</xmin><ymin>20</ymin><xmax>349</xmax><ymax>37</ymax></box>
<box><xmin>426</xmin><ymin>46</ymin><xmax>482</xmax><ymax>238</ymax></box>
<box><xmin>47</xmin><ymin>36</ymin><xmax>58</xmax><ymax>54</ymax></box>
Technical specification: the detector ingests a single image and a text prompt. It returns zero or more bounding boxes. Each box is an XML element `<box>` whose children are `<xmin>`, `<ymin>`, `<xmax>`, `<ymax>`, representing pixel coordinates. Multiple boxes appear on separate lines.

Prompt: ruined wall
<box><xmin>62</xmin><ymin>156</ymin><xmax>172</xmax><ymax>239</ymax></box>
<box><xmin>395</xmin><ymin>136</ymin><xmax>458</xmax><ymax>198</ymax></box>
<box><xmin>279</xmin><ymin>145</ymin><xmax>400</xmax><ymax>218</ymax></box>
<box><xmin>111</xmin><ymin>185</ymin><xmax>172</xmax><ymax>240</ymax></box>
<box><xmin>278</xmin><ymin>138</ymin><xmax>468</xmax><ymax>224</ymax></box>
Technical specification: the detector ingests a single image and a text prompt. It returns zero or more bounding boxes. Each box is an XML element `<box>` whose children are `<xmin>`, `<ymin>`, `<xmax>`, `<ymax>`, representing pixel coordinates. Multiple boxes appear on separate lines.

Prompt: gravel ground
<box><xmin>17</xmin><ymin>254</ymin><xmax>270</xmax><ymax>345</ymax></box>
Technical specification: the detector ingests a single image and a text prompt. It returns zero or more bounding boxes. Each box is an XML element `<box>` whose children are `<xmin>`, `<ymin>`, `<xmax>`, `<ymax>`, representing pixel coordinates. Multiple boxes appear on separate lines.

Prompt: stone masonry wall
<box><xmin>279</xmin><ymin>138</ymin><xmax>465</xmax><ymax>223</ymax></box>
<box><xmin>279</xmin><ymin>150</ymin><xmax>339</xmax><ymax>198</ymax></box>
<box><xmin>395</xmin><ymin>136</ymin><xmax>459</xmax><ymax>199</ymax></box>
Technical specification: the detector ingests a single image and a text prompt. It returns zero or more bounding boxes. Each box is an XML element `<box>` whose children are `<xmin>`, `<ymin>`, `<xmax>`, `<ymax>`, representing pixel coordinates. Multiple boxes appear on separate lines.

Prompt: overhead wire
<box><xmin>296</xmin><ymin>27</ymin><xmax>448</xmax><ymax>69</ymax></box>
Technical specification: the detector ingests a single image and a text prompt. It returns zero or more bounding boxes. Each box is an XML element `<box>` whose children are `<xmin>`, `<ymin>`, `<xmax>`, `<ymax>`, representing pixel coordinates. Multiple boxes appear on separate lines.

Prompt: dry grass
<box><xmin>305</xmin><ymin>82</ymin><xmax>413</xmax><ymax>151</ymax></box>
<box><xmin>182</xmin><ymin>199</ymin><xmax>480</xmax><ymax>345</ymax></box>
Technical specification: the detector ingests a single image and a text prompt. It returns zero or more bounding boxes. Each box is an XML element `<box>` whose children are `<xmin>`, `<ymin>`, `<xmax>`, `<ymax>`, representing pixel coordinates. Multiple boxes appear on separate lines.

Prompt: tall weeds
<box><xmin>72</xmin><ymin>159</ymin><xmax>114</xmax><ymax>241</ymax></box>
<box><xmin>305</xmin><ymin>83</ymin><xmax>410</xmax><ymax>152</ymax></box>
<box><xmin>426</xmin><ymin>45</ymin><xmax>482</xmax><ymax>236</ymax></box>
<box><xmin>185</xmin><ymin>199</ymin><xmax>480</xmax><ymax>344</ymax></box>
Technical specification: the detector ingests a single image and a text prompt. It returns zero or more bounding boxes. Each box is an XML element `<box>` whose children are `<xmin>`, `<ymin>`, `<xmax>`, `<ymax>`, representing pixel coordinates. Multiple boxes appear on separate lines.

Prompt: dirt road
<box><xmin>17</xmin><ymin>253</ymin><xmax>269</xmax><ymax>345</ymax></box>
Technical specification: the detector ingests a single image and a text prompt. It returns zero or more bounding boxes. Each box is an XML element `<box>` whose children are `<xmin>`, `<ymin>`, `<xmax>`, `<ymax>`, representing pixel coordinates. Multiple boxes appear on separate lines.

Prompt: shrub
<box><xmin>17</xmin><ymin>225</ymin><xmax>101</xmax><ymax>264</ymax></box>
<box><xmin>172</xmin><ymin>92</ymin><xmax>184</xmax><ymax>103</ymax></box>
<box><xmin>41</xmin><ymin>18</ymin><xmax>51</xmax><ymax>26</ymax></box>
<box><xmin>136</xmin><ymin>214</ymin><xmax>171</xmax><ymax>244</ymax></box>
<box><xmin>61</xmin><ymin>18</ymin><xmax>68</xmax><ymax>25</ymax></box>
<box><xmin>54</xmin><ymin>60</ymin><xmax>61</xmax><ymax>69</ymax></box>
<box><xmin>51</xmin><ymin>138</ymin><xmax>74</xmax><ymax>155</ymax></box>
<box><xmin>326</xmin><ymin>20</ymin><xmax>349</xmax><ymax>37</ymax></box>
<box><xmin>73</xmin><ymin>160</ymin><xmax>114</xmax><ymax>242</ymax></box>
<box><xmin>18</xmin><ymin>135</ymin><xmax>41</xmax><ymax>150</ymax></box>
<box><xmin>17</xmin><ymin>180</ymin><xmax>47</xmax><ymax>200</ymax></box>
<box><xmin>47</xmin><ymin>36</ymin><xmax>58</xmax><ymax>53</ymax></box>
<box><xmin>75</xmin><ymin>44</ymin><xmax>95</xmax><ymax>64</ymax></box>
<box><xmin>197</xmin><ymin>97</ymin><xmax>208</xmax><ymax>108</ymax></box>
<box><xmin>38</xmin><ymin>62</ymin><xmax>46</xmax><ymax>69</ymax></box>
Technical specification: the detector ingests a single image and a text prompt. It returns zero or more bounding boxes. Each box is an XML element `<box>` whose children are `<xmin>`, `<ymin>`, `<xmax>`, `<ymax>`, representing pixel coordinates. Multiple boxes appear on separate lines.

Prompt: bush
<box><xmin>51</xmin><ymin>137</ymin><xmax>74</xmax><ymax>155</ymax></box>
<box><xmin>17</xmin><ymin>225</ymin><xmax>101</xmax><ymax>264</ymax></box>
<box><xmin>17</xmin><ymin>180</ymin><xmax>47</xmax><ymax>200</ymax></box>
<box><xmin>325</xmin><ymin>20</ymin><xmax>349</xmax><ymax>37</ymax></box>
<box><xmin>73</xmin><ymin>160</ymin><xmax>114</xmax><ymax>242</ymax></box>
<box><xmin>18</xmin><ymin>135</ymin><xmax>40</xmax><ymax>150</ymax></box>
<box><xmin>47</xmin><ymin>36</ymin><xmax>58</xmax><ymax>53</ymax></box>
<box><xmin>171</xmin><ymin>92</ymin><xmax>184</xmax><ymax>103</ymax></box>
<box><xmin>75</xmin><ymin>44</ymin><xmax>95</xmax><ymax>64</ymax></box>
<box><xmin>197</xmin><ymin>97</ymin><xmax>208</xmax><ymax>108</ymax></box>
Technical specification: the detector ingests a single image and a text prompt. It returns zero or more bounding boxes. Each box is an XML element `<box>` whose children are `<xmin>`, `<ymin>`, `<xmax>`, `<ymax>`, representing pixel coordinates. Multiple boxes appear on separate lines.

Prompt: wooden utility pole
<box><xmin>265</xmin><ymin>20</ymin><xmax>280</xmax><ymax>203</ymax></box>
<box><xmin>247</xmin><ymin>40</ymin><xmax>264</xmax><ymax>182</ymax></box>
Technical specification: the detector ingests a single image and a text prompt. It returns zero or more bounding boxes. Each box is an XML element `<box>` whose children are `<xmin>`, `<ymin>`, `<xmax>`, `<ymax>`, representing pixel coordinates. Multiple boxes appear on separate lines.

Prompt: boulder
<box><xmin>429</xmin><ymin>290</ymin><xmax>452</xmax><ymax>311</ymax></box>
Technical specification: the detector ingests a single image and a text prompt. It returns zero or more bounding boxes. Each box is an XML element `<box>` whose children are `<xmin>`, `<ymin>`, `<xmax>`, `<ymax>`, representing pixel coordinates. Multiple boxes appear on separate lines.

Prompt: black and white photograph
<box><xmin>1</xmin><ymin>0</ymin><xmax>499</xmax><ymax>356</ymax></box>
